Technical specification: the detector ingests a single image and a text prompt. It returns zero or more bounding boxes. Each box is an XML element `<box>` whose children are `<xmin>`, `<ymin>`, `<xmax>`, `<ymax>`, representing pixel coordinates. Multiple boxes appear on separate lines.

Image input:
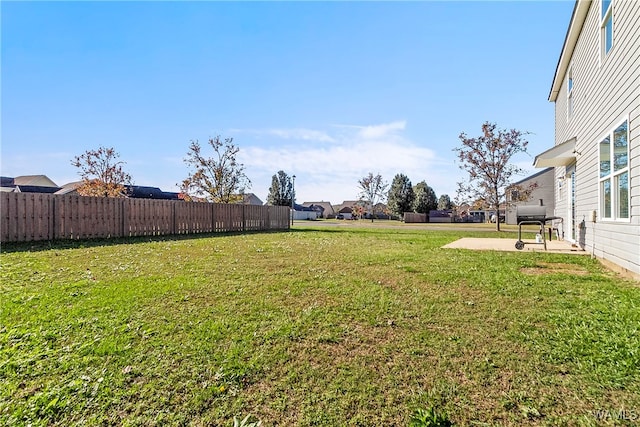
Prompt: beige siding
<box><xmin>505</xmin><ymin>169</ymin><xmax>555</xmax><ymax>225</ymax></box>
<box><xmin>552</xmin><ymin>0</ymin><xmax>640</xmax><ymax>274</ymax></box>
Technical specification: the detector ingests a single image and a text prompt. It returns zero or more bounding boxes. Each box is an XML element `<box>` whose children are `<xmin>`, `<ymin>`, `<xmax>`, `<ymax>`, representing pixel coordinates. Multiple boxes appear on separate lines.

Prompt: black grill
<box><xmin>514</xmin><ymin>205</ymin><xmax>562</xmax><ymax>250</ymax></box>
<box><xmin>516</xmin><ymin>205</ymin><xmax>547</xmax><ymax>223</ymax></box>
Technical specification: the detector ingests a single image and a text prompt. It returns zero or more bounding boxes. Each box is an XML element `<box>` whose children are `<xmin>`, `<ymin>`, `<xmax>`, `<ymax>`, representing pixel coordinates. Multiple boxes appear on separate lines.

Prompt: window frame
<box><xmin>599</xmin><ymin>117</ymin><xmax>630</xmax><ymax>222</ymax></box>
<box><xmin>600</xmin><ymin>0</ymin><xmax>614</xmax><ymax>61</ymax></box>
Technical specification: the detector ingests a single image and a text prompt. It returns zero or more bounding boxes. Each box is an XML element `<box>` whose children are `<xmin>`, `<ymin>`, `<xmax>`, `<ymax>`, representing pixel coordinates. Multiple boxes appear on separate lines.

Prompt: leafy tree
<box><xmin>437</xmin><ymin>194</ymin><xmax>453</xmax><ymax>210</ymax></box>
<box><xmin>454</xmin><ymin>122</ymin><xmax>534</xmax><ymax>231</ymax></box>
<box><xmin>351</xmin><ymin>203</ymin><xmax>365</xmax><ymax>220</ymax></box>
<box><xmin>357</xmin><ymin>172</ymin><xmax>388</xmax><ymax>221</ymax></box>
<box><xmin>413</xmin><ymin>181</ymin><xmax>438</xmax><ymax>214</ymax></box>
<box><xmin>71</xmin><ymin>146</ymin><xmax>132</xmax><ymax>197</ymax></box>
<box><xmin>387</xmin><ymin>173</ymin><xmax>415</xmax><ymax>218</ymax></box>
<box><xmin>180</xmin><ymin>136</ymin><xmax>251</xmax><ymax>203</ymax></box>
<box><xmin>267</xmin><ymin>170</ymin><xmax>294</xmax><ymax>206</ymax></box>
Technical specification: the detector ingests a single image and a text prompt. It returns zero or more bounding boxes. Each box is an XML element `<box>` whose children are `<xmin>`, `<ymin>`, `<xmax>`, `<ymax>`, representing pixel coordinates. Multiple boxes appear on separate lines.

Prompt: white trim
<box><xmin>567</xmin><ymin>64</ymin><xmax>574</xmax><ymax>122</ymax></box>
<box><xmin>598</xmin><ymin>115</ymin><xmax>630</xmax><ymax>222</ymax></box>
<box><xmin>549</xmin><ymin>1</ymin><xmax>591</xmax><ymax>102</ymax></box>
<box><xmin>567</xmin><ymin>170</ymin><xmax>576</xmax><ymax>243</ymax></box>
<box><xmin>600</xmin><ymin>0</ymin><xmax>614</xmax><ymax>64</ymax></box>
<box><xmin>533</xmin><ymin>137</ymin><xmax>577</xmax><ymax>168</ymax></box>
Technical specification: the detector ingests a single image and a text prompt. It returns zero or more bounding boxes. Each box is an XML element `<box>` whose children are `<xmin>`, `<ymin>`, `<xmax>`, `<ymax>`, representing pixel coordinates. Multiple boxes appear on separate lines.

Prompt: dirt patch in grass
<box><xmin>520</xmin><ymin>262</ymin><xmax>589</xmax><ymax>276</ymax></box>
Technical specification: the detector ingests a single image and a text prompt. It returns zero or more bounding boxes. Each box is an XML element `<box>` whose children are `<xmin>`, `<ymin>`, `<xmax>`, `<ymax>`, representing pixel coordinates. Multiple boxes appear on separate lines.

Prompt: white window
<box><xmin>601</xmin><ymin>0</ymin><xmax>613</xmax><ymax>58</ymax></box>
<box><xmin>599</xmin><ymin>119</ymin><xmax>629</xmax><ymax>220</ymax></box>
<box><xmin>567</xmin><ymin>66</ymin><xmax>574</xmax><ymax>120</ymax></box>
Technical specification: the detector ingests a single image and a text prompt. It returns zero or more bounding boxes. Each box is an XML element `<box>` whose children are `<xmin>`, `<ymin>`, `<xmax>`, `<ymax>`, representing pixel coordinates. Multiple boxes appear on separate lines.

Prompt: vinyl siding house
<box><xmin>241</xmin><ymin>193</ymin><xmax>264</xmax><ymax>206</ymax></box>
<box><xmin>505</xmin><ymin>168</ymin><xmax>555</xmax><ymax>225</ymax></box>
<box><xmin>534</xmin><ymin>0</ymin><xmax>639</xmax><ymax>275</ymax></box>
<box><xmin>302</xmin><ymin>201</ymin><xmax>335</xmax><ymax>219</ymax></box>
<box><xmin>1</xmin><ymin>175</ymin><xmax>60</xmax><ymax>193</ymax></box>
<box><xmin>56</xmin><ymin>182</ymin><xmax>181</xmax><ymax>200</ymax></box>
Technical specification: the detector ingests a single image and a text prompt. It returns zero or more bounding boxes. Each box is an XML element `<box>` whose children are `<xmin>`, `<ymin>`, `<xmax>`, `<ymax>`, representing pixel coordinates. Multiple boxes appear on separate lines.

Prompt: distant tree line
<box><xmin>70</xmin><ymin>121</ymin><xmax>533</xmax><ymax>223</ymax></box>
<box><xmin>386</xmin><ymin>174</ymin><xmax>453</xmax><ymax>218</ymax></box>
<box><xmin>355</xmin><ymin>172</ymin><xmax>453</xmax><ymax>220</ymax></box>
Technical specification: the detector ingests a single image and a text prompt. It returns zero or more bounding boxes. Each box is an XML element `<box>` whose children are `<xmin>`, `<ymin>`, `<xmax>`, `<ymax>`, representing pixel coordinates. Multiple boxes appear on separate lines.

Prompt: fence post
<box><xmin>3</xmin><ymin>196</ymin><xmax>287</xmax><ymax>243</ymax></box>
<box><xmin>172</xmin><ymin>201</ymin><xmax>176</xmax><ymax>236</ymax></box>
<box><xmin>121</xmin><ymin>198</ymin><xmax>126</xmax><ymax>238</ymax></box>
<box><xmin>51</xmin><ymin>195</ymin><xmax>56</xmax><ymax>241</ymax></box>
<box><xmin>212</xmin><ymin>202</ymin><xmax>216</xmax><ymax>234</ymax></box>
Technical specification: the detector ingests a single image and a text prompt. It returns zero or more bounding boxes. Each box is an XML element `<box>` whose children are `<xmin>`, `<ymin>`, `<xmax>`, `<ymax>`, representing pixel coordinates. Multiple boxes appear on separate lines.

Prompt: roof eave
<box><xmin>548</xmin><ymin>0</ymin><xmax>591</xmax><ymax>102</ymax></box>
<box><xmin>533</xmin><ymin>137</ymin><xmax>577</xmax><ymax>168</ymax></box>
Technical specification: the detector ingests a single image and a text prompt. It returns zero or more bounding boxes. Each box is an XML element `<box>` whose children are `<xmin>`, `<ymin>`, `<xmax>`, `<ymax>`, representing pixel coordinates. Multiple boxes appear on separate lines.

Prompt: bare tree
<box><xmin>454</xmin><ymin>122</ymin><xmax>536</xmax><ymax>231</ymax></box>
<box><xmin>180</xmin><ymin>136</ymin><xmax>251</xmax><ymax>203</ymax></box>
<box><xmin>358</xmin><ymin>172</ymin><xmax>388</xmax><ymax>221</ymax></box>
<box><xmin>71</xmin><ymin>146</ymin><xmax>132</xmax><ymax>197</ymax></box>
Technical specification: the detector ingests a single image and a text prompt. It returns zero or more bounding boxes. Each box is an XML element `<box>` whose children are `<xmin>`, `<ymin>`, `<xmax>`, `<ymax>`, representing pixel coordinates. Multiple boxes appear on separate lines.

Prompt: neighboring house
<box><xmin>360</xmin><ymin>201</ymin><xmax>390</xmax><ymax>219</ymax></box>
<box><xmin>455</xmin><ymin>201</ymin><xmax>506</xmax><ymax>223</ymax></box>
<box><xmin>372</xmin><ymin>202</ymin><xmax>390</xmax><ymax>219</ymax></box>
<box><xmin>505</xmin><ymin>168</ymin><xmax>555</xmax><ymax>225</ymax></box>
<box><xmin>54</xmin><ymin>181</ymin><xmax>83</xmax><ymax>195</ymax></box>
<box><xmin>337</xmin><ymin>206</ymin><xmax>353</xmax><ymax>220</ymax></box>
<box><xmin>127</xmin><ymin>186</ymin><xmax>180</xmax><ymax>200</ymax></box>
<box><xmin>11</xmin><ymin>185</ymin><xmax>60</xmax><ymax>194</ymax></box>
<box><xmin>534</xmin><ymin>0</ymin><xmax>639</xmax><ymax>275</ymax></box>
<box><xmin>11</xmin><ymin>175</ymin><xmax>58</xmax><ymax>187</ymax></box>
<box><xmin>1</xmin><ymin>175</ymin><xmax>60</xmax><ymax>193</ymax></box>
<box><xmin>0</xmin><ymin>176</ymin><xmax>13</xmax><ymax>191</ymax></box>
<box><xmin>302</xmin><ymin>201</ymin><xmax>335</xmax><ymax>219</ymax></box>
<box><xmin>57</xmin><ymin>182</ymin><xmax>181</xmax><ymax>200</ymax></box>
<box><xmin>241</xmin><ymin>193</ymin><xmax>264</xmax><ymax>206</ymax></box>
<box><xmin>333</xmin><ymin>200</ymin><xmax>365</xmax><ymax>216</ymax></box>
<box><xmin>292</xmin><ymin>203</ymin><xmax>318</xmax><ymax>220</ymax></box>
<box><xmin>333</xmin><ymin>200</ymin><xmax>371</xmax><ymax>219</ymax></box>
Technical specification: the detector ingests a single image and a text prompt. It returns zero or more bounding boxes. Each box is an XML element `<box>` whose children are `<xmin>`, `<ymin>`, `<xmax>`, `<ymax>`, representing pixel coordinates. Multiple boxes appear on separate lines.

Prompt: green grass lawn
<box><xmin>1</xmin><ymin>225</ymin><xmax>639</xmax><ymax>426</ymax></box>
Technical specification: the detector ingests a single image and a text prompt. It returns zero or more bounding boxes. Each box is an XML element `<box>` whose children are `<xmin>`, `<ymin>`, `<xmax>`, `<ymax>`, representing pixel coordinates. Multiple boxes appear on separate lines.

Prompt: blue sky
<box><xmin>2</xmin><ymin>1</ymin><xmax>575</xmax><ymax>204</ymax></box>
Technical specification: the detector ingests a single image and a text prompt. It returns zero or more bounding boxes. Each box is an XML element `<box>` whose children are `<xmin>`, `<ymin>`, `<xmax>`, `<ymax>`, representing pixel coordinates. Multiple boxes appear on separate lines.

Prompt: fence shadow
<box><xmin>1</xmin><ymin>226</ymin><xmax>375</xmax><ymax>253</ymax></box>
<box><xmin>0</xmin><ymin>229</ymin><xmax>296</xmax><ymax>254</ymax></box>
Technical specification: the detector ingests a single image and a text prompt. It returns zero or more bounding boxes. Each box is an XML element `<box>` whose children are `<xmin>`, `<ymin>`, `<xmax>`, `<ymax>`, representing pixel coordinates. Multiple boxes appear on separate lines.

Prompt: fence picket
<box><xmin>1</xmin><ymin>192</ymin><xmax>289</xmax><ymax>243</ymax></box>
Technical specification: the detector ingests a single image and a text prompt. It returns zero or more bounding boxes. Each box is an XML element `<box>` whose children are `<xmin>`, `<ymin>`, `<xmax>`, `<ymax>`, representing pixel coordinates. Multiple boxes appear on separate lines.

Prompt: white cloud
<box><xmin>0</xmin><ymin>121</ymin><xmax>463</xmax><ymax>204</ymax></box>
<box><xmin>355</xmin><ymin>120</ymin><xmax>407</xmax><ymax>140</ymax></box>
<box><xmin>269</xmin><ymin>128</ymin><xmax>335</xmax><ymax>142</ymax></box>
<box><xmin>231</xmin><ymin>127</ymin><xmax>335</xmax><ymax>143</ymax></box>
<box><xmin>237</xmin><ymin>120</ymin><xmax>461</xmax><ymax>204</ymax></box>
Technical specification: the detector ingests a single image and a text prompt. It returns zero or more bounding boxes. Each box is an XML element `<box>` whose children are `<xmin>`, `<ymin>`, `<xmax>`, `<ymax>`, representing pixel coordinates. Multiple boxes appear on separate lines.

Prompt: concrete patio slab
<box><xmin>443</xmin><ymin>237</ymin><xmax>588</xmax><ymax>254</ymax></box>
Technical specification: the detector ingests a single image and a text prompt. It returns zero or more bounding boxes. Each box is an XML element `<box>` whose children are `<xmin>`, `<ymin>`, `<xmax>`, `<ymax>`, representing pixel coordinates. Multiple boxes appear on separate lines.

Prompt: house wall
<box><xmin>553</xmin><ymin>0</ymin><xmax>640</xmax><ymax>274</ymax></box>
<box><xmin>505</xmin><ymin>169</ymin><xmax>555</xmax><ymax>225</ymax></box>
<box><xmin>293</xmin><ymin>210</ymin><xmax>318</xmax><ymax>220</ymax></box>
<box><xmin>302</xmin><ymin>202</ymin><xmax>335</xmax><ymax>218</ymax></box>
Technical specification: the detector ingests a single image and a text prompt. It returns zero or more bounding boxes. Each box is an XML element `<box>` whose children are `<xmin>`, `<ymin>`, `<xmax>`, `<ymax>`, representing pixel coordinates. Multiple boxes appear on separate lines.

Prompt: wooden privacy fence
<box><xmin>403</xmin><ymin>212</ymin><xmax>427</xmax><ymax>223</ymax></box>
<box><xmin>1</xmin><ymin>193</ymin><xmax>291</xmax><ymax>243</ymax></box>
